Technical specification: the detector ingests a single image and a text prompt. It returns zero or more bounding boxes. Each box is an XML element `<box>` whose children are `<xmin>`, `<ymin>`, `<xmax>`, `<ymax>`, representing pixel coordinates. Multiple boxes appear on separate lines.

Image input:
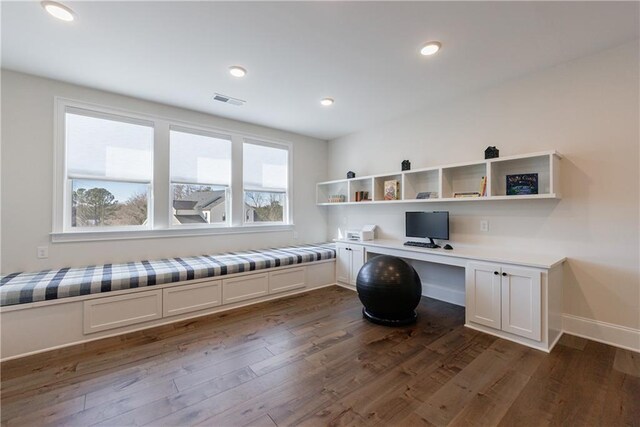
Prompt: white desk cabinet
<box><xmin>466</xmin><ymin>263</ymin><xmax>502</xmax><ymax>329</ymax></box>
<box><xmin>466</xmin><ymin>262</ymin><xmax>542</xmax><ymax>342</ymax></box>
<box><xmin>336</xmin><ymin>243</ymin><xmax>365</xmax><ymax>287</ymax></box>
<box><xmin>334</xmin><ymin>238</ymin><xmax>564</xmax><ymax>352</ymax></box>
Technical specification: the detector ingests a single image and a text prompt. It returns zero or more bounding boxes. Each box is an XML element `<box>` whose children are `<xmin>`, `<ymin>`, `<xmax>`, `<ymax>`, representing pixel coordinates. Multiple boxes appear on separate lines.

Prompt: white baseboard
<box><xmin>562</xmin><ymin>314</ymin><xmax>640</xmax><ymax>353</ymax></box>
<box><xmin>422</xmin><ymin>281</ymin><xmax>465</xmax><ymax>307</ymax></box>
<box><xmin>335</xmin><ymin>282</ymin><xmax>356</xmax><ymax>292</ymax></box>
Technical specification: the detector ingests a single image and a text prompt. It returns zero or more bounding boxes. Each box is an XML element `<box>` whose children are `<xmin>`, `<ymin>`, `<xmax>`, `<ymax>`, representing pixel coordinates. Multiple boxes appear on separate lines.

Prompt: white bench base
<box><xmin>0</xmin><ymin>260</ymin><xmax>336</xmax><ymax>361</ymax></box>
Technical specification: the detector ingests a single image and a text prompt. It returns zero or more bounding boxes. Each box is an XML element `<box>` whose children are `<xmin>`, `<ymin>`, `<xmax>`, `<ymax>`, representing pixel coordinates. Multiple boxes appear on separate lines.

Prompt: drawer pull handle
<box><xmin>494</xmin><ymin>271</ymin><xmax>499</xmax><ymax>275</ymax></box>
<box><xmin>502</xmin><ymin>272</ymin><xmax>508</xmax><ymax>277</ymax></box>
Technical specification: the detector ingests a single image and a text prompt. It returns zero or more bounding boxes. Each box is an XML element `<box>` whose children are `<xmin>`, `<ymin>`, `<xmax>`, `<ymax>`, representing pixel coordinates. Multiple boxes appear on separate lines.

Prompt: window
<box><xmin>243</xmin><ymin>140</ymin><xmax>289</xmax><ymax>224</ymax></box>
<box><xmin>65</xmin><ymin>110</ymin><xmax>153</xmax><ymax>229</ymax></box>
<box><xmin>170</xmin><ymin>128</ymin><xmax>232</xmax><ymax>226</ymax></box>
<box><xmin>54</xmin><ymin>98</ymin><xmax>293</xmax><ymax>240</ymax></box>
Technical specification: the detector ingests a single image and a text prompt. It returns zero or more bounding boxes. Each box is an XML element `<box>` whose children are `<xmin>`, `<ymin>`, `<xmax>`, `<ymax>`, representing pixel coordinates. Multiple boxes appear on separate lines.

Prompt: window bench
<box><xmin>0</xmin><ymin>243</ymin><xmax>336</xmax><ymax>360</ymax></box>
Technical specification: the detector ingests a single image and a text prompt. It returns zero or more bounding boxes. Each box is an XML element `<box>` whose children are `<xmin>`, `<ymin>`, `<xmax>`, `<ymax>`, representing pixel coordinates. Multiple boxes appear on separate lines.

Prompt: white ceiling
<box><xmin>2</xmin><ymin>1</ymin><xmax>638</xmax><ymax>140</ymax></box>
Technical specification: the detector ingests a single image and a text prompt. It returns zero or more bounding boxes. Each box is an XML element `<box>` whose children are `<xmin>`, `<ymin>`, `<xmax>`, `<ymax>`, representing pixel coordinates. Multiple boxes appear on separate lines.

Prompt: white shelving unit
<box><xmin>316</xmin><ymin>151</ymin><xmax>561</xmax><ymax>205</ymax></box>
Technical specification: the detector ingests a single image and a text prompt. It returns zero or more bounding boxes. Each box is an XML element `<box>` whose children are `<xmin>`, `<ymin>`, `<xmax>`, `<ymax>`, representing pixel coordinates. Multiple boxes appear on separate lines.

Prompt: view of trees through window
<box><xmin>71</xmin><ymin>180</ymin><xmax>148</xmax><ymax>227</ymax></box>
<box><xmin>243</xmin><ymin>141</ymin><xmax>288</xmax><ymax>224</ymax></box>
<box><xmin>244</xmin><ymin>191</ymin><xmax>285</xmax><ymax>222</ymax></box>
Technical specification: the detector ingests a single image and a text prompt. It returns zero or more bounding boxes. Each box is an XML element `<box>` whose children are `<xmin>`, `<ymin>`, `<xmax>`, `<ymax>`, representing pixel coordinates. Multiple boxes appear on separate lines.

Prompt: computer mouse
<box><xmin>443</xmin><ymin>244</ymin><xmax>453</xmax><ymax>250</ymax></box>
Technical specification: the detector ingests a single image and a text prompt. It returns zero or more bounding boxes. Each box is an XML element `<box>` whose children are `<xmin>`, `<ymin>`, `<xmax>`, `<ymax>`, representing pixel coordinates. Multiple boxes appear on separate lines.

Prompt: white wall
<box><xmin>1</xmin><ymin>70</ymin><xmax>328</xmax><ymax>272</ymax></box>
<box><xmin>327</xmin><ymin>41</ymin><xmax>640</xmax><ymax>331</ymax></box>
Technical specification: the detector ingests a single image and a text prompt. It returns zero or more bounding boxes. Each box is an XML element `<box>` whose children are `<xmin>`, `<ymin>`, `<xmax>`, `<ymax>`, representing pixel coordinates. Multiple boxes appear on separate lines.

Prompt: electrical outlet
<box><xmin>480</xmin><ymin>220</ymin><xmax>489</xmax><ymax>232</ymax></box>
<box><xmin>37</xmin><ymin>246</ymin><xmax>49</xmax><ymax>259</ymax></box>
<box><xmin>293</xmin><ymin>231</ymin><xmax>299</xmax><ymax>239</ymax></box>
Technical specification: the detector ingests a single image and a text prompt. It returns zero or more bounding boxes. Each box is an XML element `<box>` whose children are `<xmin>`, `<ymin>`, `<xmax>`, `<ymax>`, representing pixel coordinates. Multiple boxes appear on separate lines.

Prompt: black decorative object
<box><xmin>356</xmin><ymin>255</ymin><xmax>422</xmax><ymax>326</ymax></box>
<box><xmin>401</xmin><ymin>160</ymin><xmax>411</xmax><ymax>171</ymax></box>
<box><xmin>484</xmin><ymin>146</ymin><xmax>499</xmax><ymax>159</ymax></box>
<box><xmin>506</xmin><ymin>173</ymin><xmax>539</xmax><ymax>195</ymax></box>
<box><xmin>347</xmin><ymin>171</ymin><xmax>356</xmax><ymax>179</ymax></box>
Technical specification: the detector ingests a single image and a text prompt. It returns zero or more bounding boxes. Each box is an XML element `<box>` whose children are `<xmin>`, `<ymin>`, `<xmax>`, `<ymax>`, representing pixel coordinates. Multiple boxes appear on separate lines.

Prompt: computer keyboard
<box><xmin>404</xmin><ymin>241</ymin><xmax>440</xmax><ymax>249</ymax></box>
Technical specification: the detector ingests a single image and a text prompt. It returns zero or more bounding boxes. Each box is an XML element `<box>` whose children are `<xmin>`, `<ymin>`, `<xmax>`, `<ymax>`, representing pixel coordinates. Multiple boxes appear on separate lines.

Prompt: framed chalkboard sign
<box><xmin>506</xmin><ymin>173</ymin><xmax>538</xmax><ymax>195</ymax></box>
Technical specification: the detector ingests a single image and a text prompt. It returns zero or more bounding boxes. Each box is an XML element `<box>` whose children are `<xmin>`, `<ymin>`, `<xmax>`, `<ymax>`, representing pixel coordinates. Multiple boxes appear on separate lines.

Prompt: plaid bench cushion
<box><xmin>0</xmin><ymin>243</ymin><xmax>336</xmax><ymax>307</ymax></box>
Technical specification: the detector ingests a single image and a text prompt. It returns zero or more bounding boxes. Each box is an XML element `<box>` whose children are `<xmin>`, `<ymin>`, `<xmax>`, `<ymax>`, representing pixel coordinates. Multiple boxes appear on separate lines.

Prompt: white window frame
<box><xmin>52</xmin><ymin>98</ymin><xmax>294</xmax><ymax>243</ymax></box>
<box><xmin>54</xmin><ymin>100</ymin><xmax>155</xmax><ymax>234</ymax></box>
<box><xmin>242</xmin><ymin>138</ymin><xmax>293</xmax><ymax>226</ymax></box>
<box><xmin>168</xmin><ymin>124</ymin><xmax>233</xmax><ymax>229</ymax></box>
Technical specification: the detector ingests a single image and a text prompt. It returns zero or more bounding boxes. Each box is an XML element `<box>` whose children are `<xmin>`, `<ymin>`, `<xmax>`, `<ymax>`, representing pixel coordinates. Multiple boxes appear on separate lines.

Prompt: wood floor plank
<box><xmin>2</xmin><ymin>394</ymin><xmax>86</xmax><ymax>427</ymax></box>
<box><xmin>414</xmin><ymin>340</ymin><xmax>536</xmax><ymax>425</ymax></box>
<box><xmin>557</xmin><ymin>333</ymin><xmax>589</xmax><ymax>351</ymax></box>
<box><xmin>94</xmin><ymin>365</ymin><xmax>260</xmax><ymax>426</ymax></box>
<box><xmin>613</xmin><ymin>347</ymin><xmax>640</xmax><ymax>377</ymax></box>
<box><xmin>242</xmin><ymin>413</ymin><xmax>278</xmax><ymax>427</ymax></box>
<box><xmin>249</xmin><ymin>329</ymin><xmax>352</xmax><ymax>376</ymax></box>
<box><xmin>41</xmin><ymin>379</ymin><xmax>178</xmax><ymax>427</ymax></box>
<box><xmin>1</xmin><ymin>286</ymin><xmax>637</xmax><ymax>427</ymax></box>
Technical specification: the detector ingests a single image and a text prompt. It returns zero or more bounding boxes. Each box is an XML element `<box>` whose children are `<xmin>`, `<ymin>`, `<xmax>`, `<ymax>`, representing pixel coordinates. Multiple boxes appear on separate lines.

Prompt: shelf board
<box><xmin>317</xmin><ymin>150</ymin><xmax>561</xmax><ymax>205</ymax></box>
<box><xmin>318</xmin><ymin>193</ymin><xmax>559</xmax><ymax>206</ymax></box>
<box><xmin>316</xmin><ymin>150</ymin><xmax>561</xmax><ymax>188</ymax></box>
<box><xmin>484</xmin><ymin>193</ymin><xmax>559</xmax><ymax>201</ymax></box>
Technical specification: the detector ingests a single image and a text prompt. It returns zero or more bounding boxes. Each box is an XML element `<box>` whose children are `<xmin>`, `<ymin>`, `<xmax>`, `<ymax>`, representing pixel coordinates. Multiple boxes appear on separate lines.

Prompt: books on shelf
<box><xmin>384</xmin><ymin>180</ymin><xmax>400</xmax><ymax>200</ymax></box>
<box><xmin>506</xmin><ymin>173</ymin><xmax>538</xmax><ymax>195</ymax></box>
<box><xmin>328</xmin><ymin>194</ymin><xmax>346</xmax><ymax>203</ymax></box>
<box><xmin>354</xmin><ymin>191</ymin><xmax>370</xmax><ymax>202</ymax></box>
<box><xmin>453</xmin><ymin>192</ymin><xmax>481</xmax><ymax>198</ymax></box>
<box><xmin>450</xmin><ymin>176</ymin><xmax>487</xmax><ymax>198</ymax></box>
<box><xmin>416</xmin><ymin>191</ymin><xmax>438</xmax><ymax>199</ymax></box>
<box><xmin>479</xmin><ymin>176</ymin><xmax>487</xmax><ymax>197</ymax></box>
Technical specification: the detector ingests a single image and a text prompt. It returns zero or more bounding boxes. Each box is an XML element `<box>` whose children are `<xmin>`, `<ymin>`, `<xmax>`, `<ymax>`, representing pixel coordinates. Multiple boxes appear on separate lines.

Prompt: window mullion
<box><xmin>153</xmin><ymin>120</ymin><xmax>171</xmax><ymax>230</ymax></box>
<box><xmin>231</xmin><ymin>135</ymin><xmax>244</xmax><ymax>227</ymax></box>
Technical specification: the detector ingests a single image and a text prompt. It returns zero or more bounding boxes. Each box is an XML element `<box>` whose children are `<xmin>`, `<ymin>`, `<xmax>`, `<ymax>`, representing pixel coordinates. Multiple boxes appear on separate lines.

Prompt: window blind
<box><xmin>170</xmin><ymin>129</ymin><xmax>232</xmax><ymax>186</ymax></box>
<box><xmin>243</xmin><ymin>140</ymin><xmax>288</xmax><ymax>192</ymax></box>
<box><xmin>66</xmin><ymin>112</ymin><xmax>153</xmax><ymax>182</ymax></box>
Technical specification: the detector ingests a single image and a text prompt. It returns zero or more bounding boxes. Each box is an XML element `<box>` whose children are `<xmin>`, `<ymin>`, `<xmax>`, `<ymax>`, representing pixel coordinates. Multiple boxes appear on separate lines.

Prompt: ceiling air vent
<box><xmin>212</xmin><ymin>93</ymin><xmax>246</xmax><ymax>106</ymax></box>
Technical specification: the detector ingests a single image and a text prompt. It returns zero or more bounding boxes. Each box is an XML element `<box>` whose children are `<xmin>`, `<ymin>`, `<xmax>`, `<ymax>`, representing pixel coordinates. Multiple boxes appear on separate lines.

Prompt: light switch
<box><xmin>480</xmin><ymin>220</ymin><xmax>489</xmax><ymax>232</ymax></box>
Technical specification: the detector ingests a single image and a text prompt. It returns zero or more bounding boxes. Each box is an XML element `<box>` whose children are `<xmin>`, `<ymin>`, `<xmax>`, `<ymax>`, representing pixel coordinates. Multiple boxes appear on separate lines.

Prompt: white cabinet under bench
<box><xmin>0</xmin><ymin>260</ymin><xmax>336</xmax><ymax>361</ymax></box>
<box><xmin>162</xmin><ymin>280</ymin><xmax>222</xmax><ymax>317</ymax></box>
<box><xmin>84</xmin><ymin>290</ymin><xmax>164</xmax><ymax>334</ymax></box>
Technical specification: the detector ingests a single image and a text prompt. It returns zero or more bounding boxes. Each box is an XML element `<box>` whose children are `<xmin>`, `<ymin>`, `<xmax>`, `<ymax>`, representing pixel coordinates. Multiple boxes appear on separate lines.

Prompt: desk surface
<box><xmin>335</xmin><ymin>239</ymin><xmax>566</xmax><ymax>269</ymax></box>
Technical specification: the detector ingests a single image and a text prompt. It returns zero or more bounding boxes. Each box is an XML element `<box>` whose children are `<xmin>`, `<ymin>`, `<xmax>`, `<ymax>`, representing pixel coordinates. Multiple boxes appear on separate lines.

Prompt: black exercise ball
<box><xmin>356</xmin><ymin>255</ymin><xmax>422</xmax><ymax>326</ymax></box>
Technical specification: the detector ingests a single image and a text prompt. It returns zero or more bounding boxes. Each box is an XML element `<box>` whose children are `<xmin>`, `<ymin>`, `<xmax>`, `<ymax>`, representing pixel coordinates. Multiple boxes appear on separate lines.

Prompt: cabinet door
<box><xmin>336</xmin><ymin>244</ymin><xmax>351</xmax><ymax>284</ymax></box>
<box><xmin>350</xmin><ymin>246</ymin><xmax>365</xmax><ymax>285</ymax></box>
<box><xmin>501</xmin><ymin>266</ymin><xmax>541</xmax><ymax>341</ymax></box>
<box><xmin>222</xmin><ymin>273</ymin><xmax>269</xmax><ymax>304</ymax></box>
<box><xmin>163</xmin><ymin>280</ymin><xmax>221</xmax><ymax>317</ymax></box>
<box><xmin>83</xmin><ymin>290</ymin><xmax>162</xmax><ymax>334</ymax></box>
<box><xmin>465</xmin><ymin>262</ymin><xmax>502</xmax><ymax>329</ymax></box>
<box><xmin>269</xmin><ymin>267</ymin><xmax>306</xmax><ymax>294</ymax></box>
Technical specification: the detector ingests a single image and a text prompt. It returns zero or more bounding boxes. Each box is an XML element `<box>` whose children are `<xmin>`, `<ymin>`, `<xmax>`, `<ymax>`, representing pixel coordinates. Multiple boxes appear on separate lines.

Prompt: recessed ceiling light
<box><xmin>229</xmin><ymin>66</ymin><xmax>247</xmax><ymax>78</ymax></box>
<box><xmin>41</xmin><ymin>1</ymin><xmax>75</xmax><ymax>22</ymax></box>
<box><xmin>320</xmin><ymin>98</ymin><xmax>334</xmax><ymax>106</ymax></box>
<box><xmin>420</xmin><ymin>41</ymin><xmax>442</xmax><ymax>56</ymax></box>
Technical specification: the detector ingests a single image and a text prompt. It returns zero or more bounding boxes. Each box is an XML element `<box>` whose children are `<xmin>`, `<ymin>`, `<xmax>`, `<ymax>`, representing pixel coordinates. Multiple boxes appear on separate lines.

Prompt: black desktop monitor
<box><xmin>405</xmin><ymin>211</ymin><xmax>449</xmax><ymax>247</ymax></box>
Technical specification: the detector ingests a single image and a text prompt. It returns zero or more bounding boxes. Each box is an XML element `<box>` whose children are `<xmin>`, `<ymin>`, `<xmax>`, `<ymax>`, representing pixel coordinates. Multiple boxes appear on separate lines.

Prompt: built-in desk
<box><xmin>335</xmin><ymin>239</ymin><xmax>566</xmax><ymax>352</ymax></box>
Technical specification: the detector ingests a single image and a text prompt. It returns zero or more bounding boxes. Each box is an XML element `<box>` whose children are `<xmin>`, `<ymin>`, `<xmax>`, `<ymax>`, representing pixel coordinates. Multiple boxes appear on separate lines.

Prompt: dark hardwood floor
<box><xmin>1</xmin><ymin>285</ymin><xmax>638</xmax><ymax>426</ymax></box>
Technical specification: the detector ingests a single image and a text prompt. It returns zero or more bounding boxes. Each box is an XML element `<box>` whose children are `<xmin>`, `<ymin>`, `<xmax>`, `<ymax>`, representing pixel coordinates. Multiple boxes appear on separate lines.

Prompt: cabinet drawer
<box><xmin>269</xmin><ymin>267</ymin><xmax>306</xmax><ymax>294</ymax></box>
<box><xmin>163</xmin><ymin>280</ymin><xmax>221</xmax><ymax>317</ymax></box>
<box><xmin>83</xmin><ymin>290</ymin><xmax>162</xmax><ymax>334</ymax></box>
<box><xmin>222</xmin><ymin>273</ymin><xmax>269</xmax><ymax>304</ymax></box>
